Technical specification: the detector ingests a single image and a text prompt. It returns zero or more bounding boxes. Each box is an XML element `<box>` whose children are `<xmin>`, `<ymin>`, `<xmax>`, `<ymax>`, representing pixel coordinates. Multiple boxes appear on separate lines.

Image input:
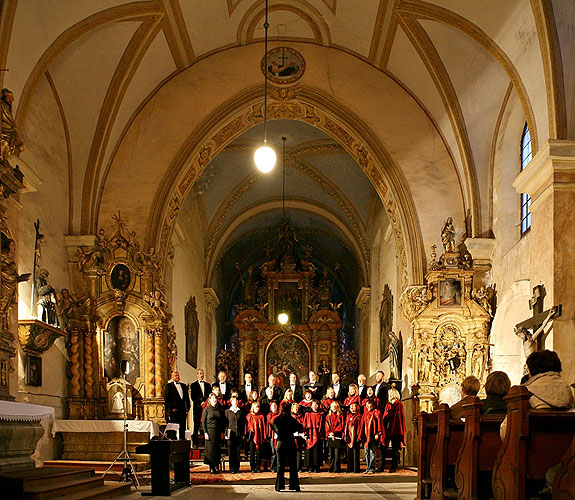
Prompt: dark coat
<box><xmin>284</xmin><ymin>383</ymin><xmax>303</xmax><ymax>403</ymax></box>
<box><xmin>164</xmin><ymin>381</ymin><xmax>190</xmax><ymax>417</ymax></box>
<box><xmin>189</xmin><ymin>380</ymin><xmax>210</xmax><ymax>406</ymax></box>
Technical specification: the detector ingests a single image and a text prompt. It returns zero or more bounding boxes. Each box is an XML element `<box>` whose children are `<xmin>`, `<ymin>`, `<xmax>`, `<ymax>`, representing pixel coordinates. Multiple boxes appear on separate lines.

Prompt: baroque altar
<box><xmin>229</xmin><ymin>223</ymin><xmax>356</xmax><ymax>387</ymax></box>
<box><xmin>400</xmin><ymin>219</ymin><xmax>494</xmax><ymax>412</ymax></box>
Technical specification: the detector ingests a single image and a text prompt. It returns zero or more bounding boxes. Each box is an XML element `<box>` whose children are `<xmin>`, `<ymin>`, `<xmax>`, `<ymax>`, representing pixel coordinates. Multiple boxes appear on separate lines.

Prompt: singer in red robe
<box><xmin>245</xmin><ymin>402</ymin><xmax>267</xmax><ymax>473</ymax></box>
<box><xmin>325</xmin><ymin>401</ymin><xmax>345</xmax><ymax>472</ymax></box>
<box><xmin>360</xmin><ymin>399</ymin><xmax>384</xmax><ymax>474</ymax></box>
<box><xmin>303</xmin><ymin>400</ymin><xmax>324</xmax><ymax>472</ymax></box>
<box><xmin>266</xmin><ymin>401</ymin><xmax>280</xmax><ymax>473</ymax></box>
<box><xmin>382</xmin><ymin>389</ymin><xmax>406</xmax><ymax>473</ymax></box>
<box><xmin>343</xmin><ymin>402</ymin><xmax>362</xmax><ymax>473</ymax></box>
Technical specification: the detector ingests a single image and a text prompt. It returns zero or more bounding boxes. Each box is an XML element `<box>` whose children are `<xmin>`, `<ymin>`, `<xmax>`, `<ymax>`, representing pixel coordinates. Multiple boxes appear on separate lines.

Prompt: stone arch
<box><xmin>147</xmin><ymin>84</ymin><xmax>426</xmax><ymax>291</ymax></box>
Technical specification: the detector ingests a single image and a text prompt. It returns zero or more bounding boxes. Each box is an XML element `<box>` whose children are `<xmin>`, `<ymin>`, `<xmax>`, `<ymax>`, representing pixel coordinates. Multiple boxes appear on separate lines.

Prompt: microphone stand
<box><xmin>103</xmin><ymin>373</ymin><xmax>140</xmax><ymax>488</ymax></box>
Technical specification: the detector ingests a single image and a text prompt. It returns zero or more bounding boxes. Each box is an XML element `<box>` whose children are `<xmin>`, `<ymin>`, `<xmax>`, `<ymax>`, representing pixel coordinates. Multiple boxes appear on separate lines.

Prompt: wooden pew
<box><xmin>553</xmin><ymin>432</ymin><xmax>575</xmax><ymax>499</ymax></box>
<box><xmin>455</xmin><ymin>396</ymin><xmax>505</xmax><ymax>500</ymax></box>
<box><xmin>416</xmin><ymin>411</ymin><xmax>438</xmax><ymax>499</ymax></box>
<box><xmin>492</xmin><ymin>385</ymin><xmax>575</xmax><ymax>500</ymax></box>
<box><xmin>430</xmin><ymin>404</ymin><xmax>465</xmax><ymax>500</ymax></box>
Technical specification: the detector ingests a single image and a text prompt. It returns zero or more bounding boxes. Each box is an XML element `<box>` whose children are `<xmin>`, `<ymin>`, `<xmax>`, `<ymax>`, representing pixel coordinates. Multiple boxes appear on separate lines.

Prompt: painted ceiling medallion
<box><xmin>261</xmin><ymin>47</ymin><xmax>305</xmax><ymax>84</ymax></box>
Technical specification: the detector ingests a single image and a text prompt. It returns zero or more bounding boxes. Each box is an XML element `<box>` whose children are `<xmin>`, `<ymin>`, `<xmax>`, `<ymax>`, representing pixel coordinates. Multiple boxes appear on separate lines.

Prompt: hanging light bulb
<box><xmin>278</xmin><ymin>312</ymin><xmax>289</xmax><ymax>325</ymax></box>
<box><xmin>254</xmin><ymin>143</ymin><xmax>276</xmax><ymax>173</ymax></box>
<box><xmin>254</xmin><ymin>0</ymin><xmax>275</xmax><ymax>173</ymax></box>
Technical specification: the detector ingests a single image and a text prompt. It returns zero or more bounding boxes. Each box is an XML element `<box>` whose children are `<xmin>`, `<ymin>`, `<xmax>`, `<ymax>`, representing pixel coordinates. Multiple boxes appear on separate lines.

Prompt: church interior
<box><xmin>1</xmin><ymin>0</ymin><xmax>575</xmax><ymax>498</ymax></box>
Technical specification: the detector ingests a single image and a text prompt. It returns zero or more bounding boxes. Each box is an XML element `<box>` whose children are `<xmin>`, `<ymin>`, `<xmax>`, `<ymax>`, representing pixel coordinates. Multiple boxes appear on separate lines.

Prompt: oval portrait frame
<box><xmin>261</xmin><ymin>47</ymin><xmax>306</xmax><ymax>85</ymax></box>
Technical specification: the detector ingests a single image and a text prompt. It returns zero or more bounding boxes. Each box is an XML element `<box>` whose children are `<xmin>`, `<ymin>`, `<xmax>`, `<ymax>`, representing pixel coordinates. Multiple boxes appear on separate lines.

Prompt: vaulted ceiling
<box><xmin>2</xmin><ymin>0</ymin><xmax>568</xmax><ymax>290</ymax></box>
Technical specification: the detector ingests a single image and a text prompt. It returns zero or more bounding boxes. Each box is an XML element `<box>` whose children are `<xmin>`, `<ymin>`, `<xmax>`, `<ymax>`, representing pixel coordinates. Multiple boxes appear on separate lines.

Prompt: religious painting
<box><xmin>185</xmin><ymin>296</ymin><xmax>199</xmax><ymax>367</ymax></box>
<box><xmin>26</xmin><ymin>353</ymin><xmax>42</xmax><ymax>386</ymax></box>
<box><xmin>275</xmin><ymin>282</ymin><xmax>302</xmax><ymax>324</ymax></box>
<box><xmin>104</xmin><ymin>316</ymin><xmax>140</xmax><ymax>385</ymax></box>
<box><xmin>110</xmin><ymin>263</ymin><xmax>131</xmax><ymax>290</ymax></box>
<box><xmin>439</xmin><ymin>279</ymin><xmax>462</xmax><ymax>306</ymax></box>
<box><xmin>263</xmin><ymin>47</ymin><xmax>305</xmax><ymax>84</ymax></box>
<box><xmin>266</xmin><ymin>335</ymin><xmax>309</xmax><ymax>387</ymax></box>
<box><xmin>379</xmin><ymin>285</ymin><xmax>393</xmax><ymax>361</ymax></box>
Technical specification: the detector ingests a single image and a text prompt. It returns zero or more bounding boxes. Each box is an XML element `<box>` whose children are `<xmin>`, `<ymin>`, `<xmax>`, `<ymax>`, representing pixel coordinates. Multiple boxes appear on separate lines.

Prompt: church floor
<box><xmin>125</xmin><ymin>468</ymin><xmax>417</xmax><ymax>499</ymax></box>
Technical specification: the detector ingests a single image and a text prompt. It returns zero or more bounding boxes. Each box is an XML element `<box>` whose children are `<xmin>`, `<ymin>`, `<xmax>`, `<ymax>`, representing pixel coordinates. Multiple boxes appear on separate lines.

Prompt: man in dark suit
<box><xmin>373</xmin><ymin>370</ymin><xmax>390</xmax><ymax>471</ymax></box>
<box><xmin>357</xmin><ymin>373</ymin><xmax>369</xmax><ymax>401</ymax></box>
<box><xmin>304</xmin><ymin>370</ymin><xmax>323</xmax><ymax>400</ymax></box>
<box><xmin>239</xmin><ymin>372</ymin><xmax>255</xmax><ymax>403</ymax></box>
<box><xmin>285</xmin><ymin>372</ymin><xmax>303</xmax><ymax>402</ymax></box>
<box><xmin>216</xmin><ymin>370</ymin><xmax>230</xmax><ymax>401</ymax></box>
<box><xmin>189</xmin><ymin>368</ymin><xmax>210</xmax><ymax>446</ymax></box>
<box><xmin>329</xmin><ymin>372</ymin><xmax>347</xmax><ymax>403</ymax></box>
<box><xmin>260</xmin><ymin>373</ymin><xmax>282</xmax><ymax>401</ymax></box>
<box><xmin>164</xmin><ymin>370</ymin><xmax>191</xmax><ymax>440</ymax></box>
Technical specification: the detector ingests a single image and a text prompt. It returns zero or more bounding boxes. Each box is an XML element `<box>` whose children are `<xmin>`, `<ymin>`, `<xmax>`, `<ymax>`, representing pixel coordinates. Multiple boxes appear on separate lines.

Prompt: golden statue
<box><xmin>440</xmin><ymin>217</ymin><xmax>457</xmax><ymax>253</ymax></box>
<box><xmin>1</xmin><ymin>89</ymin><xmax>24</xmax><ymax>161</ymax></box>
<box><xmin>0</xmin><ymin>239</ymin><xmax>30</xmax><ymax>327</ymax></box>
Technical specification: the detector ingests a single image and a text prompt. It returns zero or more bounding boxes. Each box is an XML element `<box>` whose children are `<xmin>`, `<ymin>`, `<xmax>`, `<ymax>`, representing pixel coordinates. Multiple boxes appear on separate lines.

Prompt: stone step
<box><xmin>44</xmin><ymin>460</ymin><xmax>150</xmax><ymax>473</ymax></box>
<box><xmin>46</xmin><ymin>482</ymin><xmax>131</xmax><ymax>500</ymax></box>
<box><xmin>23</xmin><ymin>475</ymin><xmax>105</xmax><ymax>500</ymax></box>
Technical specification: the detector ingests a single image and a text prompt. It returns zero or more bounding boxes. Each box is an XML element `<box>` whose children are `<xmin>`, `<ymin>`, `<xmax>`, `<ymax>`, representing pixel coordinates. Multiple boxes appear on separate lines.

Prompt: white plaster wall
<box><xmin>489</xmin><ymin>89</ymin><xmax>532</xmax><ymax>384</ymax></box>
<box><xmin>14</xmin><ymin>75</ymin><xmax>70</xmax><ymax>423</ymax></box>
<box><xmin>170</xmin><ymin>194</ymin><xmax>211</xmax><ymax>386</ymax></box>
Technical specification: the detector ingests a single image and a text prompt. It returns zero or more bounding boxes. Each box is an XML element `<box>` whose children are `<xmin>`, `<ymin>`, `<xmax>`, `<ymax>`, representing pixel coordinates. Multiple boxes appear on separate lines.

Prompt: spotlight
<box><xmin>278</xmin><ymin>312</ymin><xmax>289</xmax><ymax>325</ymax></box>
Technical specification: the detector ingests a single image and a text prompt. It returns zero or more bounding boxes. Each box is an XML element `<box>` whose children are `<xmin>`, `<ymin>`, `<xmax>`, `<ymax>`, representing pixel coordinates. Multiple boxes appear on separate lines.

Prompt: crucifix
<box><xmin>514</xmin><ymin>285</ymin><xmax>561</xmax><ymax>356</ymax></box>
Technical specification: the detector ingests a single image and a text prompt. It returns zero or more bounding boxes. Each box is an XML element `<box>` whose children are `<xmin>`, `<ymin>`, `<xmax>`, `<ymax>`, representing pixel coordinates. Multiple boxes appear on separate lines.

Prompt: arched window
<box><xmin>520</xmin><ymin>123</ymin><xmax>532</xmax><ymax>234</ymax></box>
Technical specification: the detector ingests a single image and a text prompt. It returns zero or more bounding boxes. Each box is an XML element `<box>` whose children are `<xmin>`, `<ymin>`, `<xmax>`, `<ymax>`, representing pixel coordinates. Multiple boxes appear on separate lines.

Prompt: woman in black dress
<box><xmin>225</xmin><ymin>396</ymin><xmax>243</xmax><ymax>474</ymax></box>
<box><xmin>271</xmin><ymin>400</ymin><xmax>303</xmax><ymax>492</ymax></box>
<box><xmin>202</xmin><ymin>392</ymin><xmax>225</xmax><ymax>474</ymax></box>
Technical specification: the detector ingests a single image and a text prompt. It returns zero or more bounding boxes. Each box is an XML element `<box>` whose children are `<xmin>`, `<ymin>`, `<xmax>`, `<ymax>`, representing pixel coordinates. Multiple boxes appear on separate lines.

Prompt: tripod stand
<box><xmin>103</xmin><ymin>373</ymin><xmax>140</xmax><ymax>488</ymax></box>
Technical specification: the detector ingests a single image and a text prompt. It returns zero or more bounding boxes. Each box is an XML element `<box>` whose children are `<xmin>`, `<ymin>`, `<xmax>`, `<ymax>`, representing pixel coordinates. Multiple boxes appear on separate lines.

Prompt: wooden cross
<box><xmin>515</xmin><ymin>284</ymin><xmax>562</xmax><ymax>350</ymax></box>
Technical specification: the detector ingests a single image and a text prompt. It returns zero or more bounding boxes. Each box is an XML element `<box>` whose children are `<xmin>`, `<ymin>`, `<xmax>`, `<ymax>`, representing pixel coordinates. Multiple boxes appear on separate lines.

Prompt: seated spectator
<box><xmin>450</xmin><ymin>375</ymin><xmax>480</xmax><ymax>419</ymax></box>
<box><xmin>523</xmin><ymin>349</ymin><xmax>574</xmax><ymax>409</ymax></box>
<box><xmin>481</xmin><ymin>371</ymin><xmax>511</xmax><ymax>414</ymax></box>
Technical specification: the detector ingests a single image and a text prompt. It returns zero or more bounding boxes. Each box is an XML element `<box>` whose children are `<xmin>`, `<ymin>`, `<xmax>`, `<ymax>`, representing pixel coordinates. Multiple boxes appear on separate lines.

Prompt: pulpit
<box><xmin>136</xmin><ymin>439</ymin><xmax>190</xmax><ymax>496</ymax></box>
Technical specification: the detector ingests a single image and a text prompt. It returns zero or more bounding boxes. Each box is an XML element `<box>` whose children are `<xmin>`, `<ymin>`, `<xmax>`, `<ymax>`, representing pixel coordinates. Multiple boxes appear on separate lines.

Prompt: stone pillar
<box><xmin>204</xmin><ymin>288</ymin><xmax>220</xmax><ymax>379</ymax></box>
<box><xmin>465</xmin><ymin>238</ymin><xmax>495</xmax><ymax>287</ymax></box>
<box><xmin>513</xmin><ymin>140</ymin><xmax>575</xmax><ymax>382</ymax></box>
<box><xmin>355</xmin><ymin>287</ymin><xmax>371</xmax><ymax>373</ymax></box>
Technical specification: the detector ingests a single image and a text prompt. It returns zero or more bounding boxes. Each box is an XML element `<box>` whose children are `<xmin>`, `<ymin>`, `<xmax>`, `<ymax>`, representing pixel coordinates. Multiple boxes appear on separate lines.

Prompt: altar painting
<box><xmin>104</xmin><ymin>316</ymin><xmax>140</xmax><ymax>385</ymax></box>
<box><xmin>266</xmin><ymin>335</ymin><xmax>309</xmax><ymax>387</ymax></box>
<box><xmin>275</xmin><ymin>282</ymin><xmax>303</xmax><ymax>324</ymax></box>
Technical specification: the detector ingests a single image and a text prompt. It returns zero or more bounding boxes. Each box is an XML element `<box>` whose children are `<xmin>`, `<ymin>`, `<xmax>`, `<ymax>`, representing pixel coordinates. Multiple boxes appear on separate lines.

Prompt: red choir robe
<box><xmin>303</xmin><ymin>410</ymin><xmax>324</xmax><ymax>449</ymax></box>
<box><xmin>266</xmin><ymin>411</ymin><xmax>279</xmax><ymax>447</ymax></box>
<box><xmin>343</xmin><ymin>395</ymin><xmax>361</xmax><ymax>413</ymax></box>
<box><xmin>360</xmin><ymin>408</ymin><xmax>384</xmax><ymax>446</ymax></box>
<box><xmin>325</xmin><ymin>413</ymin><xmax>345</xmax><ymax>441</ymax></box>
<box><xmin>382</xmin><ymin>400</ymin><xmax>406</xmax><ymax>447</ymax></box>
<box><xmin>299</xmin><ymin>400</ymin><xmax>313</xmax><ymax>412</ymax></box>
<box><xmin>245</xmin><ymin>412</ymin><xmax>267</xmax><ymax>449</ymax></box>
<box><xmin>361</xmin><ymin>397</ymin><xmax>382</xmax><ymax>411</ymax></box>
<box><xmin>321</xmin><ymin>398</ymin><xmax>336</xmax><ymax>414</ymax></box>
<box><xmin>343</xmin><ymin>412</ymin><xmax>362</xmax><ymax>448</ymax></box>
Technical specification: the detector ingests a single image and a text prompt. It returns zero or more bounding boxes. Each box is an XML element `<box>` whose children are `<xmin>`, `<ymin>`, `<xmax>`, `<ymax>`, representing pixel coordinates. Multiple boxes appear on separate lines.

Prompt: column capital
<box><xmin>513</xmin><ymin>140</ymin><xmax>575</xmax><ymax>209</ymax></box>
<box><xmin>203</xmin><ymin>287</ymin><xmax>220</xmax><ymax>318</ymax></box>
<box><xmin>355</xmin><ymin>287</ymin><xmax>371</xmax><ymax>311</ymax></box>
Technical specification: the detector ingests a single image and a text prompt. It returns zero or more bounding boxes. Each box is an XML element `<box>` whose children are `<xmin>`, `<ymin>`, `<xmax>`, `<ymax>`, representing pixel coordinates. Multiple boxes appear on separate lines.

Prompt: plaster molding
<box><xmin>160</xmin><ymin>0</ymin><xmax>195</xmax><ymax>68</ymax></box>
<box><xmin>355</xmin><ymin>287</ymin><xmax>371</xmax><ymax>311</ymax></box>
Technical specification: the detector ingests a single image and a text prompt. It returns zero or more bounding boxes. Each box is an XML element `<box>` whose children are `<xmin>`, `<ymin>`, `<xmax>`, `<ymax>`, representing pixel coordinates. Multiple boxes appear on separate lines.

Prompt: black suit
<box><xmin>239</xmin><ymin>384</ymin><xmax>255</xmax><ymax>403</ymax></box>
<box><xmin>164</xmin><ymin>381</ymin><xmax>191</xmax><ymax>440</ymax></box>
<box><xmin>216</xmin><ymin>382</ymin><xmax>231</xmax><ymax>401</ymax></box>
<box><xmin>189</xmin><ymin>379</ymin><xmax>210</xmax><ymax>444</ymax></box>
<box><xmin>373</xmin><ymin>381</ymin><xmax>390</xmax><ymax>472</ymax></box>
<box><xmin>358</xmin><ymin>385</ymin><xmax>369</xmax><ymax>401</ymax></box>
<box><xmin>285</xmin><ymin>383</ymin><xmax>303</xmax><ymax>403</ymax></box>
<box><xmin>260</xmin><ymin>385</ymin><xmax>282</xmax><ymax>402</ymax></box>
<box><xmin>272</xmin><ymin>414</ymin><xmax>303</xmax><ymax>491</ymax></box>
<box><xmin>330</xmin><ymin>383</ymin><xmax>347</xmax><ymax>403</ymax></box>
<box><xmin>304</xmin><ymin>382</ymin><xmax>323</xmax><ymax>401</ymax></box>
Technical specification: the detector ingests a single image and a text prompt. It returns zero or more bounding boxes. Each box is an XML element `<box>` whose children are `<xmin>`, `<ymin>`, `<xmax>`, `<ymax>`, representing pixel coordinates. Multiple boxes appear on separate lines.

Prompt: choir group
<box><xmin>180</xmin><ymin>368</ymin><xmax>407</xmax><ymax>476</ymax></box>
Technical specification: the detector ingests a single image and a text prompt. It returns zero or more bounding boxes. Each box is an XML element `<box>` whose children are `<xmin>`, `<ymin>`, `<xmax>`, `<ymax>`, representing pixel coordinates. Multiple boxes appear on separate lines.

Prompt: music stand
<box><xmin>103</xmin><ymin>360</ymin><xmax>140</xmax><ymax>488</ymax></box>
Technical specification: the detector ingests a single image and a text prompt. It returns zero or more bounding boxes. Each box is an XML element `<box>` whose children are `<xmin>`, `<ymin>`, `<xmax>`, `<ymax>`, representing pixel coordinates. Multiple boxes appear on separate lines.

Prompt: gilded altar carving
<box><xmin>403</xmin><ymin>219</ymin><xmax>494</xmax><ymax>411</ymax></box>
<box><xmin>18</xmin><ymin>319</ymin><xmax>65</xmax><ymax>353</ymax></box>
<box><xmin>65</xmin><ymin>213</ymin><xmax>172</xmax><ymax>421</ymax></box>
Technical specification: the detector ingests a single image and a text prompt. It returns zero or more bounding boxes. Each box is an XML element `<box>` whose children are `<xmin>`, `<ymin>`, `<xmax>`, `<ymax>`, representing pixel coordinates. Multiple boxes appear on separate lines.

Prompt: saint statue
<box><xmin>388</xmin><ymin>331</ymin><xmax>403</xmax><ymax>380</ymax></box>
<box><xmin>0</xmin><ymin>239</ymin><xmax>30</xmax><ymax>327</ymax></box>
<box><xmin>440</xmin><ymin>217</ymin><xmax>457</xmax><ymax>253</ymax></box>
<box><xmin>1</xmin><ymin>89</ymin><xmax>24</xmax><ymax>161</ymax></box>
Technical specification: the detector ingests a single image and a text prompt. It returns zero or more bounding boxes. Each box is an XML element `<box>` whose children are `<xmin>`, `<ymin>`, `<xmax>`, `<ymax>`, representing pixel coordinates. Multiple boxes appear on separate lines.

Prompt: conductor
<box><xmin>271</xmin><ymin>400</ymin><xmax>303</xmax><ymax>492</ymax></box>
<box><xmin>164</xmin><ymin>370</ymin><xmax>190</xmax><ymax>440</ymax></box>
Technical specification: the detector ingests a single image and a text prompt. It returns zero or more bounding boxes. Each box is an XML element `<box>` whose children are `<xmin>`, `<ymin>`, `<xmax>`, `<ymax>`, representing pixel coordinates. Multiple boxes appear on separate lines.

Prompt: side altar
<box><xmin>227</xmin><ymin>223</ymin><xmax>356</xmax><ymax>387</ymax></box>
<box><xmin>400</xmin><ymin>218</ymin><xmax>495</xmax><ymax>412</ymax></box>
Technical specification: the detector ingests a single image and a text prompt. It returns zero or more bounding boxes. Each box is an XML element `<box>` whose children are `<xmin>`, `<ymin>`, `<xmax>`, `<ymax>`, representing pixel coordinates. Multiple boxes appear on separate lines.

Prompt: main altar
<box><xmin>227</xmin><ymin>223</ymin><xmax>356</xmax><ymax>387</ymax></box>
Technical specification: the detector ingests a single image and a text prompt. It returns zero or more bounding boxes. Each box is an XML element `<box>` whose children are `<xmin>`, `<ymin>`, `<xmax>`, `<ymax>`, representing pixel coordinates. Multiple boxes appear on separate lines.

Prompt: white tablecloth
<box><xmin>0</xmin><ymin>401</ymin><xmax>55</xmax><ymax>422</ymax></box>
<box><xmin>52</xmin><ymin>419</ymin><xmax>159</xmax><ymax>438</ymax></box>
